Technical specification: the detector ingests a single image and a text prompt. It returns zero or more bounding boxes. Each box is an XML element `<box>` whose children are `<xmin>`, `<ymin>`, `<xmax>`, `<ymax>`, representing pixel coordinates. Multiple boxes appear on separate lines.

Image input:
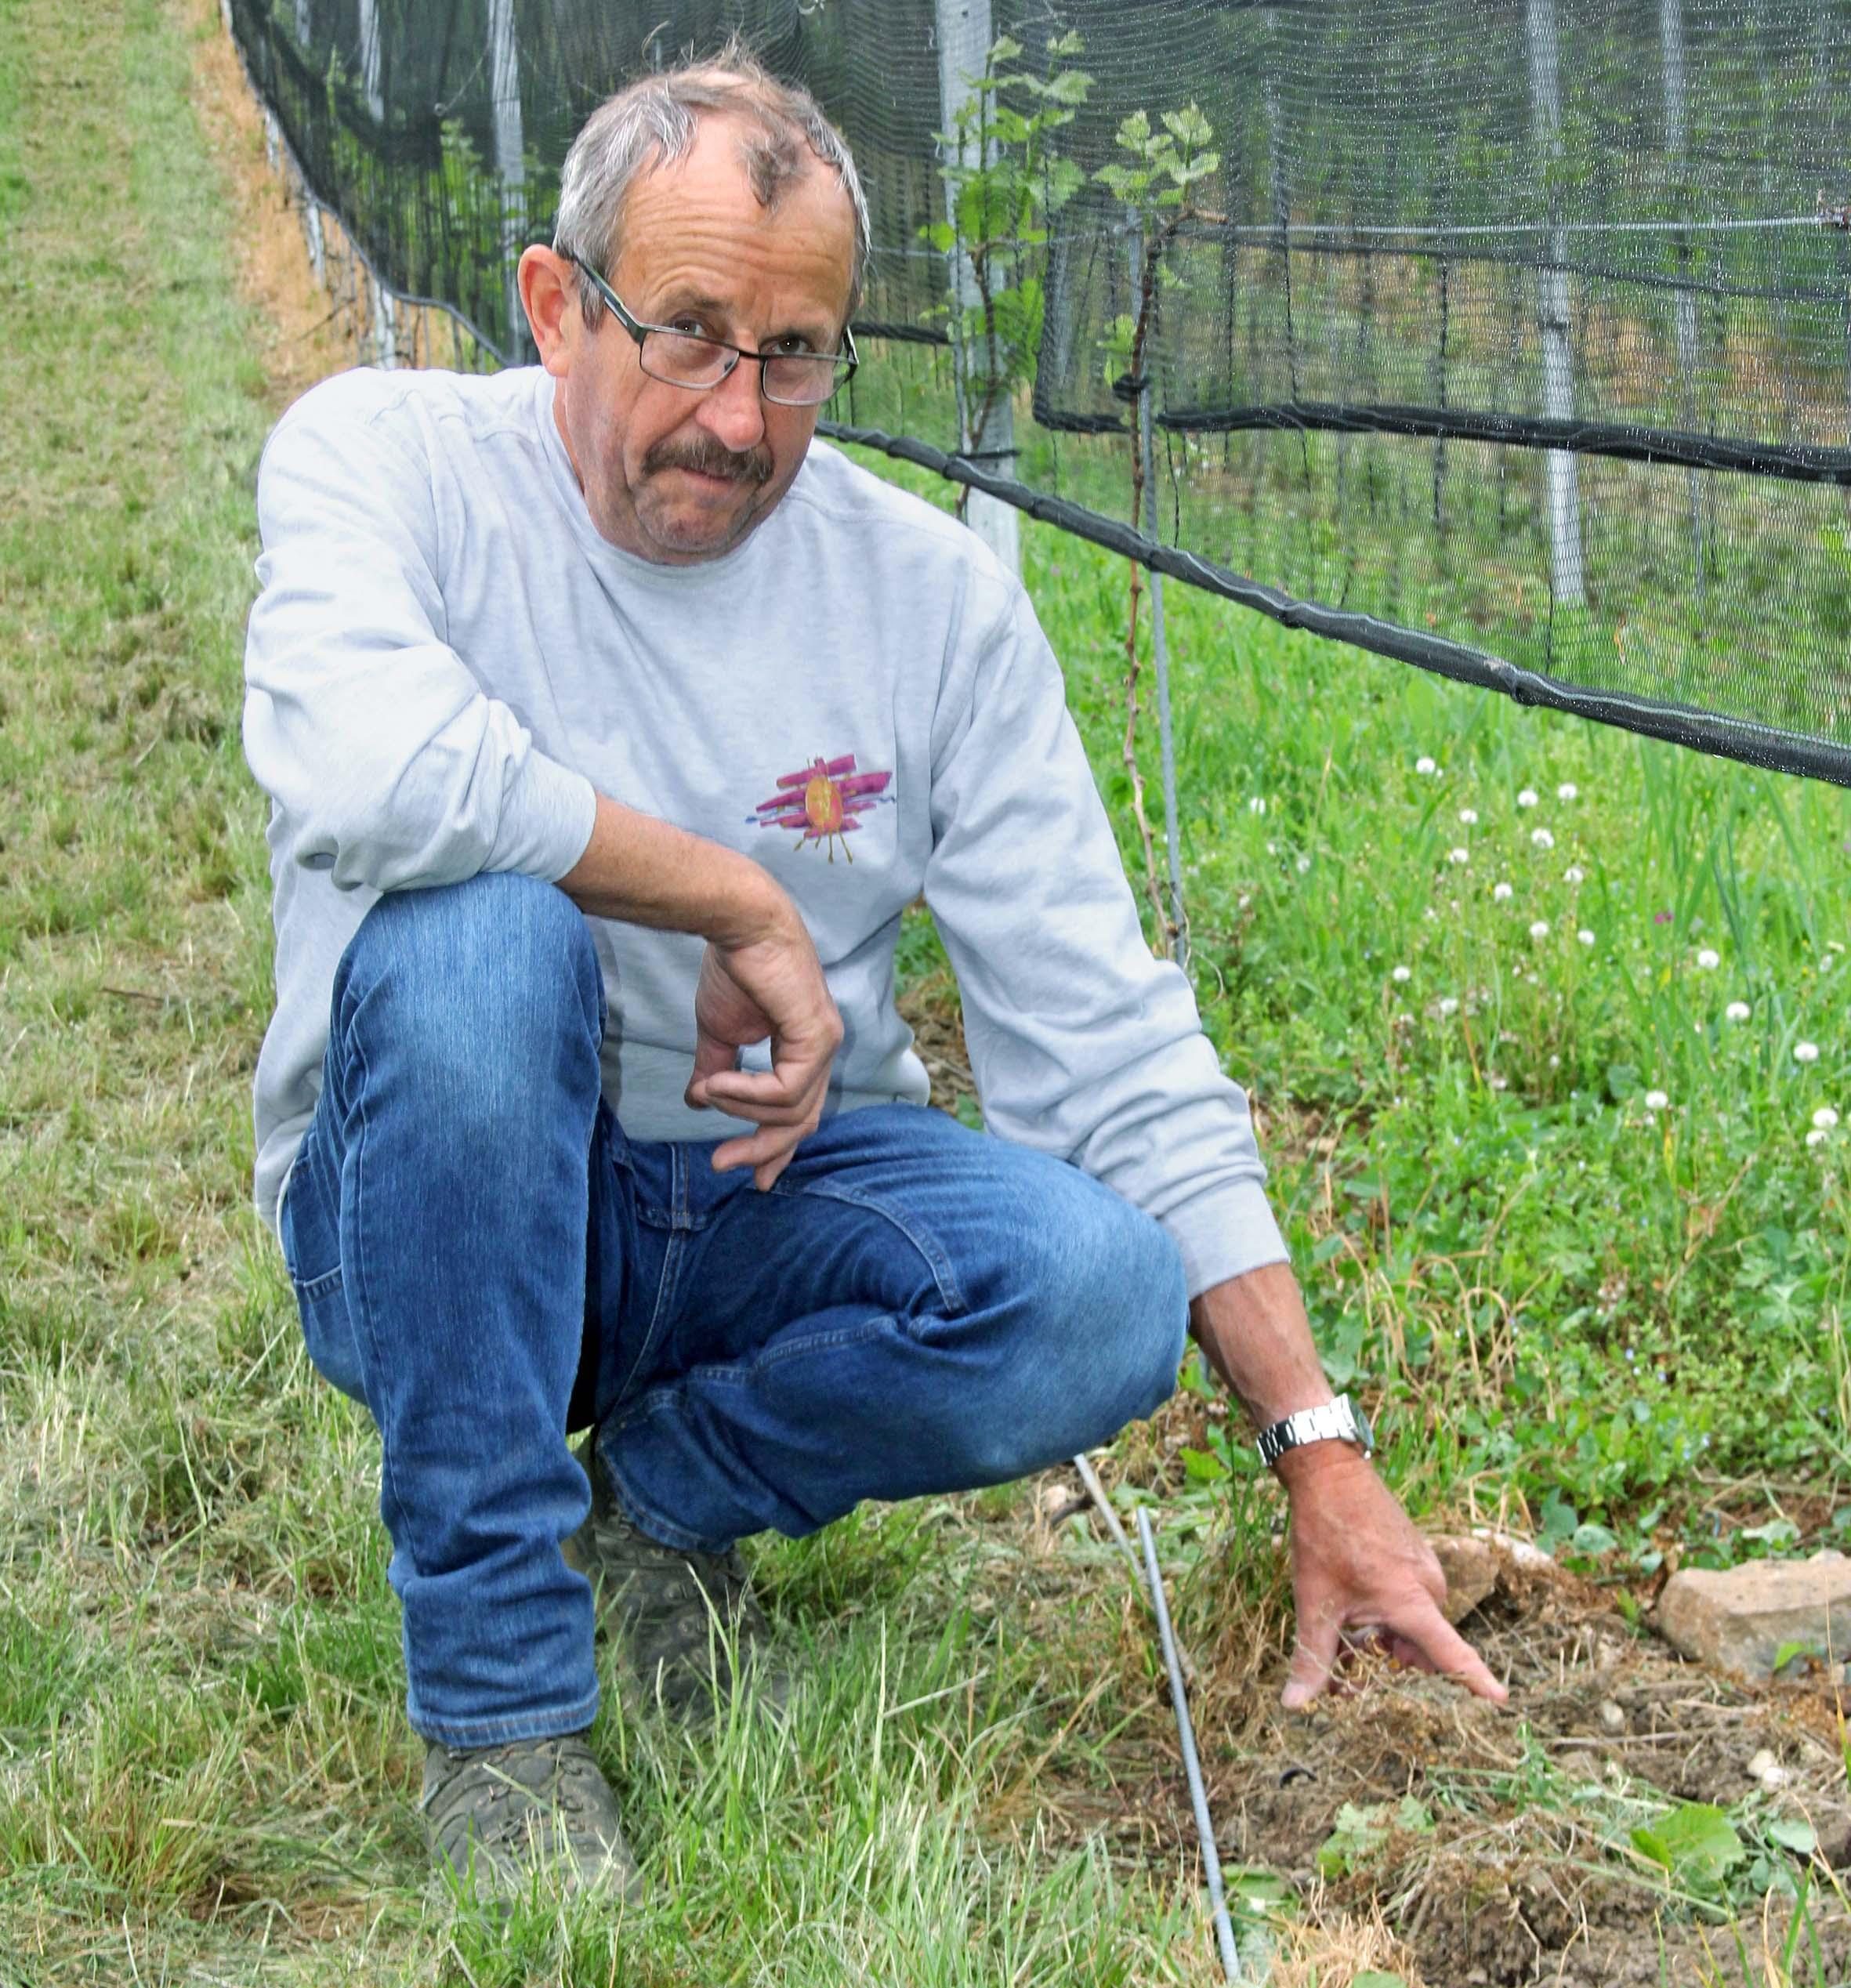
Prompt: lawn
<box><xmin>0</xmin><ymin>3</ymin><xmax>1846</xmax><ymax>1983</ymax></box>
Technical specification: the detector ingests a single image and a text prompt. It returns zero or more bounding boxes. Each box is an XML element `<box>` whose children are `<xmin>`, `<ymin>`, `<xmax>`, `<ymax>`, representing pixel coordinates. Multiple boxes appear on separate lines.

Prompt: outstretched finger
<box><xmin>1280</xmin><ymin>1610</ymin><xmax>1343</xmax><ymax>1711</ymax></box>
<box><xmin>1383</xmin><ymin>1603</ymin><xmax>1509</xmax><ymax>1703</ymax></box>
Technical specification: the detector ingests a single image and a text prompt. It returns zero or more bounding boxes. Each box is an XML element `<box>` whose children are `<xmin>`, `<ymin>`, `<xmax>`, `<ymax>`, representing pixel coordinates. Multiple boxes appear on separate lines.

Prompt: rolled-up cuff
<box><xmin>1158</xmin><ymin>1176</ymin><xmax>1289</xmax><ymax>1301</ymax></box>
<box><xmin>491</xmin><ymin>751</ymin><xmax>599</xmax><ymax>883</ymax></box>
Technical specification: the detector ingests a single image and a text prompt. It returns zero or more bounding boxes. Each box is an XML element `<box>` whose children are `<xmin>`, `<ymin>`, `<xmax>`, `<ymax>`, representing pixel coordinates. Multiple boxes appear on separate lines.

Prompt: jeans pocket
<box><xmin>278</xmin><ymin>1137</ymin><xmax>368</xmax><ymax>1405</ymax></box>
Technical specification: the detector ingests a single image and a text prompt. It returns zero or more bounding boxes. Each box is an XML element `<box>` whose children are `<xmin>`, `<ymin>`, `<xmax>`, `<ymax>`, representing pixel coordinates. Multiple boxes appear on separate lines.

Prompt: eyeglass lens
<box><xmin>641</xmin><ymin>329</ymin><xmax>846</xmax><ymax>405</ymax></box>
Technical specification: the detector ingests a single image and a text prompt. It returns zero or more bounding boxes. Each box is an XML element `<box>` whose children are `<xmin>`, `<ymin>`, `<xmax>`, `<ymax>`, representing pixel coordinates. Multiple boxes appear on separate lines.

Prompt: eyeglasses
<box><xmin>564</xmin><ymin>252</ymin><xmax>858</xmax><ymax>407</ymax></box>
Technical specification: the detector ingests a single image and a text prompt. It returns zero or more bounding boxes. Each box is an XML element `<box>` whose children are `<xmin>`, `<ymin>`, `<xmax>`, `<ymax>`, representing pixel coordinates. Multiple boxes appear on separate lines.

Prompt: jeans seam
<box><xmin>611</xmin><ymin>1231</ymin><xmax>683</xmax><ymax>1405</ymax></box>
<box><xmin>766</xmin><ymin>1176</ymin><xmax>967</xmax><ymax>1316</ymax></box>
<box><xmin>608</xmin><ymin>1315</ymin><xmax>896</xmax><ymax>1438</ymax></box>
<box><xmin>601</xmin><ymin>1453</ymin><xmax>734</xmax><ymax>1555</ymax></box>
<box><xmin>292</xmin><ymin>1262</ymin><xmax>345</xmax><ymax>1302</ymax></box>
<box><xmin>344</xmin><ymin>1022</ymin><xmax>422</xmax><ymax>1581</ymax></box>
<box><xmin>408</xmin><ymin>1684</ymin><xmax>602</xmax><ymax>1751</ymax></box>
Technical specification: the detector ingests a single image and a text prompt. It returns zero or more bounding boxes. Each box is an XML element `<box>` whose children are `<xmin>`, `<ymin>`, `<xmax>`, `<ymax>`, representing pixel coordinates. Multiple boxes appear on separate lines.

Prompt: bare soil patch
<box><xmin>1015</xmin><ymin>1436</ymin><xmax>1851</xmax><ymax>1986</ymax></box>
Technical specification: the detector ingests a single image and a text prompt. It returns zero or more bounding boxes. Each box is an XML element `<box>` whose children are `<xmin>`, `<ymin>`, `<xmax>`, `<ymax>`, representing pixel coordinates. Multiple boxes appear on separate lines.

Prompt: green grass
<box><xmin>847</xmin><ymin>436</ymin><xmax>1851</xmax><ymax>1572</ymax></box>
<box><xmin>2</xmin><ymin>2</ymin><xmax>1846</xmax><ymax>1983</ymax></box>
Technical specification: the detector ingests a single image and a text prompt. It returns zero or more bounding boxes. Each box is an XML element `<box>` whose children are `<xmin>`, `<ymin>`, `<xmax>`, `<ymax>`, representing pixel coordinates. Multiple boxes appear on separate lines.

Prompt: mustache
<box><xmin>643</xmin><ymin>435</ymin><xmax>773</xmax><ymax>486</ymax></box>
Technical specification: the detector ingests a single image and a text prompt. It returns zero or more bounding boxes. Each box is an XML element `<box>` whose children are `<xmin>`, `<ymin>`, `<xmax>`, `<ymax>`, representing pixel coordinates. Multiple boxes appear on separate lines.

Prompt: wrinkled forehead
<box><xmin>617</xmin><ymin>114</ymin><xmax>857</xmax><ymax>320</ymax></box>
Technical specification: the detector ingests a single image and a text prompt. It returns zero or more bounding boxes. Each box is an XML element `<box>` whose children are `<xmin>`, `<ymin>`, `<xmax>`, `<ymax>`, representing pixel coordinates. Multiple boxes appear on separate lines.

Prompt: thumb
<box><xmin>685</xmin><ymin>1030</ymin><xmax>737</xmax><ymax>1107</ymax></box>
<box><xmin>1281</xmin><ymin>1607</ymin><xmax>1341</xmax><ymax>1711</ymax></box>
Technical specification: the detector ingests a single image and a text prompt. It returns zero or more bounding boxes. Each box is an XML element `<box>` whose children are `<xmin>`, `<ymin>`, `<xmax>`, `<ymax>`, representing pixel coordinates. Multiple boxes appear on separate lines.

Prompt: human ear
<box><xmin>519</xmin><ymin>248</ymin><xmax>578</xmax><ymax>375</ymax></box>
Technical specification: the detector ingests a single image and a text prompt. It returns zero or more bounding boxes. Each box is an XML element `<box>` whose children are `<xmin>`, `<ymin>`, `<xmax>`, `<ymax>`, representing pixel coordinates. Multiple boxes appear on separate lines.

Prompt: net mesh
<box><xmin>228</xmin><ymin>0</ymin><xmax>1851</xmax><ymax>784</ymax></box>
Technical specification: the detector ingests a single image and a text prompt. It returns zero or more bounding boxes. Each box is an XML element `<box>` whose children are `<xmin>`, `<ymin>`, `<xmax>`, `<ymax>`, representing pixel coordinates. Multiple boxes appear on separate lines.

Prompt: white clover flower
<box><xmin>1643</xmin><ymin>1089</ymin><xmax>1669</xmax><ymax>1111</ymax></box>
<box><xmin>1295</xmin><ymin>854</ymin><xmax>1312</xmax><ymax>874</ymax></box>
<box><xmin>1564</xmin><ymin>864</ymin><xmax>1585</xmax><ymax>885</ymax></box>
<box><xmin>1725</xmin><ymin>1001</ymin><xmax>1750</xmax><ymax>1022</ymax></box>
<box><xmin>1237</xmin><ymin>894</ymin><xmax>1251</xmax><ymax>910</ymax></box>
<box><xmin>1248</xmin><ymin>796</ymin><xmax>1267</xmax><ymax>816</ymax></box>
<box><xmin>1531</xmin><ymin>827</ymin><xmax>1556</xmax><ymax>850</ymax></box>
<box><xmin>1458</xmin><ymin>807</ymin><xmax>1480</xmax><ymax>825</ymax></box>
<box><xmin>1807</xmin><ymin>1128</ymin><xmax>1829</xmax><ymax>1148</ymax></box>
<box><xmin>1695</xmin><ymin>947</ymin><xmax>1720</xmax><ymax>970</ymax></box>
<box><xmin>1391</xmin><ymin>965</ymin><xmax>1412</xmax><ymax>983</ymax></box>
<box><xmin>1795</xmin><ymin>1041</ymin><xmax>1821</xmax><ymax>1064</ymax></box>
<box><xmin>1814</xmin><ymin>1106</ymin><xmax>1841</xmax><ymax>1131</ymax></box>
<box><xmin>1557</xmin><ymin>782</ymin><xmax>1578</xmax><ymax>801</ymax></box>
<box><xmin>1578</xmin><ymin>929</ymin><xmax>1596</xmax><ymax>947</ymax></box>
<box><xmin>1529</xmin><ymin>919</ymin><xmax>1551</xmax><ymax>940</ymax></box>
<box><xmin>1518</xmin><ymin>788</ymin><xmax>1539</xmax><ymax>808</ymax></box>
<box><xmin>1415</xmin><ymin>755</ymin><xmax>1438</xmax><ymax>775</ymax></box>
<box><xmin>1494</xmin><ymin>882</ymin><xmax>1514</xmax><ymax>902</ymax></box>
<box><xmin>1490</xmin><ymin>1074</ymin><xmax>1509</xmax><ymax>1091</ymax></box>
<box><xmin>1448</xmin><ymin>846</ymin><xmax>1470</xmax><ymax>865</ymax></box>
<box><xmin>1439</xmin><ymin>997</ymin><xmax>1459</xmax><ymax>1017</ymax></box>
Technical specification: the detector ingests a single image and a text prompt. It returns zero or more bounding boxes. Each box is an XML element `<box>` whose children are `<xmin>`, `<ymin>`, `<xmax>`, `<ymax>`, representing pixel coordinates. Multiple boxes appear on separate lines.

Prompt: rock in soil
<box><xmin>1655</xmin><ymin>1548</ymin><xmax>1851</xmax><ymax>1680</ymax></box>
<box><xmin>1427</xmin><ymin>1533</ymin><xmax>1500</xmax><ymax>1623</ymax></box>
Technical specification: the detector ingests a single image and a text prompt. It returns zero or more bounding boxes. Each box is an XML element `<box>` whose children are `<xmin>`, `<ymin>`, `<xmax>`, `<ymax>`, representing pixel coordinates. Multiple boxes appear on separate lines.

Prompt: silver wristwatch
<box><xmin>1255</xmin><ymin>1393</ymin><xmax>1375</xmax><ymax>1469</ymax></box>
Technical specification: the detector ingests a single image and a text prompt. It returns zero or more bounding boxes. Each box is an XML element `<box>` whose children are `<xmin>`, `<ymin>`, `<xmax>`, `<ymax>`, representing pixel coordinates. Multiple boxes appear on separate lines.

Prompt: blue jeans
<box><xmin>279</xmin><ymin>874</ymin><xmax>1187</xmax><ymax>1747</ymax></box>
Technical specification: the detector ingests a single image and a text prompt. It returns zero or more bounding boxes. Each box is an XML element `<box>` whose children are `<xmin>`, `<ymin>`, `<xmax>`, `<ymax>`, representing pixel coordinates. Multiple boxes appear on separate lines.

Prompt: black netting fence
<box><xmin>228</xmin><ymin>0</ymin><xmax>1851</xmax><ymax>786</ymax></box>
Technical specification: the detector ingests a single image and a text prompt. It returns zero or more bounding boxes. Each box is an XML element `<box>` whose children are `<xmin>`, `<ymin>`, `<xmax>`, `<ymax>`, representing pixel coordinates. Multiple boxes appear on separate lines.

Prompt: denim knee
<box><xmin>931</xmin><ymin>1187</ymin><xmax>1187</xmax><ymax>1483</ymax></box>
<box><xmin>1032</xmin><ymin>1198</ymin><xmax>1186</xmax><ymax>1429</ymax></box>
<box><xmin>330</xmin><ymin>872</ymin><xmax>603</xmax><ymax>1137</ymax></box>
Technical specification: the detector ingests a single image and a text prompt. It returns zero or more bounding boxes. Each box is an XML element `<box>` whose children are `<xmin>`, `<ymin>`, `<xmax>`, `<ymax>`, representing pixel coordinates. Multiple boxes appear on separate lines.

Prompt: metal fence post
<box><xmin>489</xmin><ymin>0</ymin><xmax>530</xmax><ymax>364</ymax></box>
<box><xmin>1526</xmin><ymin>0</ymin><xmax>1585</xmax><ymax>607</ymax></box>
<box><xmin>936</xmin><ymin>0</ymin><xmax>1020</xmax><ymax>577</ymax></box>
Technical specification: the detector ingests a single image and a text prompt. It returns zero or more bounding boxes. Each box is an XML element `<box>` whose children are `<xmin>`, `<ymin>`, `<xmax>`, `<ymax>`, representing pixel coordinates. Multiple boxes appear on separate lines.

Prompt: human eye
<box><xmin>765</xmin><ymin>331</ymin><xmax>817</xmax><ymax>357</ymax></box>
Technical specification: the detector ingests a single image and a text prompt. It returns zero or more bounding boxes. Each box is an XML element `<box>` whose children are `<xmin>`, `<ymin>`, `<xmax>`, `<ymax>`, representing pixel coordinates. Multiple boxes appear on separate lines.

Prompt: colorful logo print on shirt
<box><xmin>749</xmin><ymin>753</ymin><xmax>893</xmax><ymax>863</ymax></box>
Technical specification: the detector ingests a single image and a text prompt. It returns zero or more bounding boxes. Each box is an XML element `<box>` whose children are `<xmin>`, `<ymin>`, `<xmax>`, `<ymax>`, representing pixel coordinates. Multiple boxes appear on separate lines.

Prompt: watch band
<box><xmin>1255</xmin><ymin>1393</ymin><xmax>1374</xmax><ymax>1468</ymax></box>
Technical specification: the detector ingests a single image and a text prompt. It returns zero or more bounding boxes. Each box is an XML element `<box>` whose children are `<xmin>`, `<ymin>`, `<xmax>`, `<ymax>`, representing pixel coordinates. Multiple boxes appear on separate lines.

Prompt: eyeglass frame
<box><xmin>562</xmin><ymin>251</ymin><xmax>859</xmax><ymax>407</ymax></box>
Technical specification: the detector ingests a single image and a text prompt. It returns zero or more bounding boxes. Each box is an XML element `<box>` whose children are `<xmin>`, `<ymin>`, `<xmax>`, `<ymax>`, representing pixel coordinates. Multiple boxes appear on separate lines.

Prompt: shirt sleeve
<box><xmin>241</xmin><ymin>375</ymin><xmax>597</xmax><ymax>896</ymax></box>
<box><xmin>922</xmin><ymin>567</ymin><xmax>1288</xmax><ymax>1299</ymax></box>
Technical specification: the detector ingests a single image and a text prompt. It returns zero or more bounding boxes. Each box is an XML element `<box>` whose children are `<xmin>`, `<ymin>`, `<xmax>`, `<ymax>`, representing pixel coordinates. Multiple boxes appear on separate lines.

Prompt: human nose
<box><xmin>695</xmin><ymin>353</ymin><xmax>768</xmax><ymax>454</ymax></box>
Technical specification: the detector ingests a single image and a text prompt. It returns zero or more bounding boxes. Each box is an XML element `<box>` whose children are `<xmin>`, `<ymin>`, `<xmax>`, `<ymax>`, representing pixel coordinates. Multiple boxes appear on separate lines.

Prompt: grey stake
<box><xmin>1136</xmin><ymin>1507</ymin><xmax>1241</xmax><ymax>1982</ymax></box>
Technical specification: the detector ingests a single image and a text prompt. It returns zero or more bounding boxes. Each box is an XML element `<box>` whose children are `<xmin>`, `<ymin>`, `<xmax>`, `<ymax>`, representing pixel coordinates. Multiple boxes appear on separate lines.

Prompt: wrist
<box><xmin>1255</xmin><ymin>1392</ymin><xmax>1374</xmax><ymax>1477</ymax></box>
<box><xmin>711</xmin><ymin>856</ymin><xmax>795</xmax><ymax>951</ymax></box>
<box><xmin>1272</xmin><ymin>1436</ymin><xmax>1376</xmax><ymax>1497</ymax></box>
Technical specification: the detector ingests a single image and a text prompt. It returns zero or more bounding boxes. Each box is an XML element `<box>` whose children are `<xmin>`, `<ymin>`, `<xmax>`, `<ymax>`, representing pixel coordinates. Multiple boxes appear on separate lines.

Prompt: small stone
<box><xmin>1427</xmin><ymin>1534</ymin><xmax>1499</xmax><ymax>1624</ymax></box>
<box><xmin>1598</xmin><ymin>1700</ymin><xmax>1626</xmax><ymax>1734</ymax></box>
<box><xmin>1469</xmin><ymin>1527</ymin><xmax>1557</xmax><ymax>1572</ymax></box>
<box><xmin>1747</xmin><ymin>1747</ymin><xmax>1787</xmax><ymax>1789</ymax></box>
<box><xmin>1656</xmin><ymin>1557</ymin><xmax>1851</xmax><ymax>1681</ymax></box>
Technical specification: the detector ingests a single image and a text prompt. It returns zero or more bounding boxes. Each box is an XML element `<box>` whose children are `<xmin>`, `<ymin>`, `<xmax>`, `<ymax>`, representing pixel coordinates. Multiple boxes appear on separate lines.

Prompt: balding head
<box><xmin>552</xmin><ymin>45</ymin><xmax>871</xmax><ymax>325</ymax></box>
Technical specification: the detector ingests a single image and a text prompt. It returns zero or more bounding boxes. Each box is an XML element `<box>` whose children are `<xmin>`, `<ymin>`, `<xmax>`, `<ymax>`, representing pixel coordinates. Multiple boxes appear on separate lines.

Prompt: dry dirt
<box><xmin>1020</xmin><ymin>1407</ymin><xmax>1851</xmax><ymax>1987</ymax></box>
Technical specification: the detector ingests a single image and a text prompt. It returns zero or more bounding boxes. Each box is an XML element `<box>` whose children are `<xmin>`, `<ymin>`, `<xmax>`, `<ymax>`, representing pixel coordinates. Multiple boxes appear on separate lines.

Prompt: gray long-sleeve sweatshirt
<box><xmin>241</xmin><ymin>364</ymin><xmax>1287</xmax><ymax>1295</ymax></box>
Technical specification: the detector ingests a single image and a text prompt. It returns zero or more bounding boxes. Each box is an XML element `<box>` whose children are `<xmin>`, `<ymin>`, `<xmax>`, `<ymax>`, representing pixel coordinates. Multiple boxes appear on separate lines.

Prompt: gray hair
<box><xmin>552</xmin><ymin>46</ymin><xmax>871</xmax><ymax>328</ymax></box>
